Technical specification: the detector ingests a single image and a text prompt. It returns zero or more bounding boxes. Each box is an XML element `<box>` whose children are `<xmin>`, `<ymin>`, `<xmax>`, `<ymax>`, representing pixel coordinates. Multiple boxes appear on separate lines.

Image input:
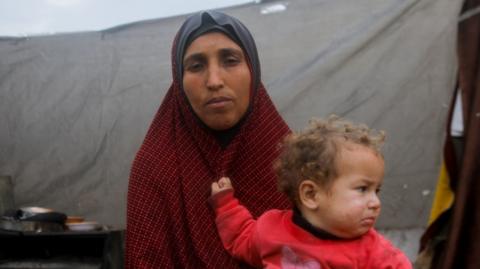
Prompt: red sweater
<box><xmin>210</xmin><ymin>190</ymin><xmax>412</xmax><ymax>269</ymax></box>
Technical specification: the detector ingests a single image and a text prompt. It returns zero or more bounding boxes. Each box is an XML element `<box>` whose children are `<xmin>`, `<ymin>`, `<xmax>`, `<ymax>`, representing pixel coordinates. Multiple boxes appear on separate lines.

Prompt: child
<box><xmin>209</xmin><ymin>115</ymin><xmax>412</xmax><ymax>269</ymax></box>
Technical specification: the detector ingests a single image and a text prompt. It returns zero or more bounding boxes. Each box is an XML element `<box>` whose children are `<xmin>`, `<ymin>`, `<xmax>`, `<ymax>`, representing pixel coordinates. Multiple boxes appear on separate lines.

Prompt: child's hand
<box><xmin>211</xmin><ymin>177</ymin><xmax>233</xmax><ymax>196</ymax></box>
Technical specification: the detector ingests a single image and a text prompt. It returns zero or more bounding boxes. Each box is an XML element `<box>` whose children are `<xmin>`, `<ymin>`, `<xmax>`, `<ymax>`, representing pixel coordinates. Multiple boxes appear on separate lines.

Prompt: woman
<box><xmin>126</xmin><ymin>11</ymin><xmax>291</xmax><ymax>268</ymax></box>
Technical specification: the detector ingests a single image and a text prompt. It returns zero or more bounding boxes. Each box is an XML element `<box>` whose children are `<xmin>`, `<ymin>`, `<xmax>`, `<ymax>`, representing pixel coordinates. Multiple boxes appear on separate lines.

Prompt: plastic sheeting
<box><xmin>0</xmin><ymin>0</ymin><xmax>461</xmax><ymax>229</ymax></box>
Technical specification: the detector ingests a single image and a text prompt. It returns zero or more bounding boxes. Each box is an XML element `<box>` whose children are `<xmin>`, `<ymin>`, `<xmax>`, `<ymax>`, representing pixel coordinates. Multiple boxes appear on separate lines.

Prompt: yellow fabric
<box><xmin>428</xmin><ymin>161</ymin><xmax>455</xmax><ymax>225</ymax></box>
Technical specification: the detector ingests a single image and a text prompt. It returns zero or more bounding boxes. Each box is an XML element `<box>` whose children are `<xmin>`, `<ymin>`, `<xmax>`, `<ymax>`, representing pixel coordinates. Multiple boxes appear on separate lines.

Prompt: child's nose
<box><xmin>368</xmin><ymin>193</ymin><xmax>381</xmax><ymax>210</ymax></box>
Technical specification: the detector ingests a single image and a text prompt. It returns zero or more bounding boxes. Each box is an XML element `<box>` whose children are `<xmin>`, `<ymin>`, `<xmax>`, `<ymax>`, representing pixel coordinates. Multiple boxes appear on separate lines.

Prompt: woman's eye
<box><xmin>223</xmin><ymin>57</ymin><xmax>240</xmax><ymax>66</ymax></box>
<box><xmin>186</xmin><ymin>62</ymin><xmax>203</xmax><ymax>72</ymax></box>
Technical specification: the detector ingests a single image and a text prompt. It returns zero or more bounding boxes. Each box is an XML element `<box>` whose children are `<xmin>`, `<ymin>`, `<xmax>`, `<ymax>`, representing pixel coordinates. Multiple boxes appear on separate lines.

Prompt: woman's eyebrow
<box><xmin>219</xmin><ymin>48</ymin><xmax>243</xmax><ymax>57</ymax></box>
<box><xmin>183</xmin><ymin>48</ymin><xmax>244</xmax><ymax>66</ymax></box>
<box><xmin>183</xmin><ymin>53</ymin><xmax>205</xmax><ymax>65</ymax></box>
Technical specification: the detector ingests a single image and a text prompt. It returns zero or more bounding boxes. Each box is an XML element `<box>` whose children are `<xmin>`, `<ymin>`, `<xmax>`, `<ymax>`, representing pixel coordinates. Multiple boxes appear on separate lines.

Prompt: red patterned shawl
<box><xmin>126</xmin><ymin>11</ymin><xmax>291</xmax><ymax>269</ymax></box>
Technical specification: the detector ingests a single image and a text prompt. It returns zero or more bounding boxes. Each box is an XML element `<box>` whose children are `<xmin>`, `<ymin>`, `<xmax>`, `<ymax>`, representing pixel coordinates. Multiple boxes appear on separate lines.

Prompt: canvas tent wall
<box><xmin>0</xmin><ymin>0</ymin><xmax>461</xmax><ymax>251</ymax></box>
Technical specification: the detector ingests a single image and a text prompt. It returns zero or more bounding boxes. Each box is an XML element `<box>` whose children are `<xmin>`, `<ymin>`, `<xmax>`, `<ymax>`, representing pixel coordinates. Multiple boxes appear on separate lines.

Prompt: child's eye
<box><xmin>357</xmin><ymin>186</ymin><xmax>368</xmax><ymax>193</ymax></box>
<box><xmin>376</xmin><ymin>188</ymin><xmax>381</xmax><ymax>194</ymax></box>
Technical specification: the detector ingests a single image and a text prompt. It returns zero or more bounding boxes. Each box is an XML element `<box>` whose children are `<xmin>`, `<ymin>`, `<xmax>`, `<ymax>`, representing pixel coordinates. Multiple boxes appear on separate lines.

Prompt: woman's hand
<box><xmin>211</xmin><ymin>177</ymin><xmax>233</xmax><ymax>196</ymax></box>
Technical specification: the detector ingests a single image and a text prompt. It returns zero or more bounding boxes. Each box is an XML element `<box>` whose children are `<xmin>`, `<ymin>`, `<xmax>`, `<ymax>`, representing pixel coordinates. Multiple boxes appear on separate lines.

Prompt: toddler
<box><xmin>209</xmin><ymin>115</ymin><xmax>412</xmax><ymax>268</ymax></box>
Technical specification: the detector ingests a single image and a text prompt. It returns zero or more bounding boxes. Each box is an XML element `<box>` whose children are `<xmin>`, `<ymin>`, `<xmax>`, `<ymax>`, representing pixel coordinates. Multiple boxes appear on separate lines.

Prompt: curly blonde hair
<box><xmin>274</xmin><ymin>115</ymin><xmax>385</xmax><ymax>204</ymax></box>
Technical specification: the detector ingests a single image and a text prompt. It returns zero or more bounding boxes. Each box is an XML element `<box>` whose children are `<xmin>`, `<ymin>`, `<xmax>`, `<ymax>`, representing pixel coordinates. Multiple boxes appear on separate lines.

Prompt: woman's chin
<box><xmin>203</xmin><ymin>116</ymin><xmax>240</xmax><ymax>131</ymax></box>
<box><xmin>208</xmin><ymin>121</ymin><xmax>236</xmax><ymax>131</ymax></box>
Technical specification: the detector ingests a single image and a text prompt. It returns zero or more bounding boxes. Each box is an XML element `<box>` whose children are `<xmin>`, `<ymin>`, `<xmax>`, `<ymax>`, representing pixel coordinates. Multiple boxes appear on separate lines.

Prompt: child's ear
<box><xmin>298</xmin><ymin>180</ymin><xmax>320</xmax><ymax>210</ymax></box>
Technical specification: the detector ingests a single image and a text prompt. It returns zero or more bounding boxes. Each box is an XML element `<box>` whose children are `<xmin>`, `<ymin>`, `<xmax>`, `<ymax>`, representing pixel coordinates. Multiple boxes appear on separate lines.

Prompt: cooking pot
<box><xmin>1</xmin><ymin>207</ymin><xmax>67</xmax><ymax>232</ymax></box>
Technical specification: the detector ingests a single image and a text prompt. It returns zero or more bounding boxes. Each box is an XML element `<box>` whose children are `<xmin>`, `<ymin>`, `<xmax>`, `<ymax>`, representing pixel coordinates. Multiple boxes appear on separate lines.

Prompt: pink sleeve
<box><xmin>209</xmin><ymin>190</ymin><xmax>263</xmax><ymax>267</ymax></box>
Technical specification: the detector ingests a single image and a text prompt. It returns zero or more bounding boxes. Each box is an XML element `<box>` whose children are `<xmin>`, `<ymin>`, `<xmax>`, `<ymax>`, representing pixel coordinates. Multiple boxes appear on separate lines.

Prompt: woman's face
<box><xmin>182</xmin><ymin>32</ymin><xmax>251</xmax><ymax>130</ymax></box>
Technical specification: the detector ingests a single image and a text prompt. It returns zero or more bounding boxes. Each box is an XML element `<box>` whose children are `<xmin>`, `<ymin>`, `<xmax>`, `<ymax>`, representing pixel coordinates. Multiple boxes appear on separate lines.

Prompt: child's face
<box><xmin>312</xmin><ymin>143</ymin><xmax>384</xmax><ymax>239</ymax></box>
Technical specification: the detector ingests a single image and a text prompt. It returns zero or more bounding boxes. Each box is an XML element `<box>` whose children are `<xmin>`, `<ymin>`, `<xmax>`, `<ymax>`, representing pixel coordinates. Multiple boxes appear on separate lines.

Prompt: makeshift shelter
<box><xmin>0</xmin><ymin>0</ymin><xmax>463</xmax><ymax>262</ymax></box>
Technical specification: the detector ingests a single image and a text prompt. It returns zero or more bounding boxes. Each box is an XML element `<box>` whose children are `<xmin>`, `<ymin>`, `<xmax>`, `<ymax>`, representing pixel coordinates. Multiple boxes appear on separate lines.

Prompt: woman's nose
<box><xmin>206</xmin><ymin>65</ymin><xmax>224</xmax><ymax>90</ymax></box>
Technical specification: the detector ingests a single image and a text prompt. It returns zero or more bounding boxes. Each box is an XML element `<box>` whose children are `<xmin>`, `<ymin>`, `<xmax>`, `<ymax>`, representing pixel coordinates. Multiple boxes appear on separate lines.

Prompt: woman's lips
<box><xmin>205</xmin><ymin>96</ymin><xmax>233</xmax><ymax>108</ymax></box>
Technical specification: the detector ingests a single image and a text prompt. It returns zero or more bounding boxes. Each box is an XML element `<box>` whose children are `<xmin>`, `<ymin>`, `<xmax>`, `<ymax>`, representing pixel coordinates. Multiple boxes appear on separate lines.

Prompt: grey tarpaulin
<box><xmin>0</xmin><ymin>0</ymin><xmax>461</xmax><ymax>238</ymax></box>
